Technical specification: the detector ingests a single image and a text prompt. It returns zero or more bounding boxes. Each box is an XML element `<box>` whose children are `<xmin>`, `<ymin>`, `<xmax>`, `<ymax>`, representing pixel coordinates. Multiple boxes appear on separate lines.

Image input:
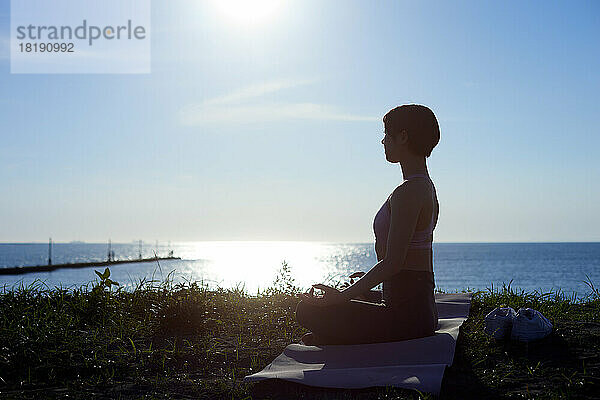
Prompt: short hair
<box><xmin>383</xmin><ymin>104</ymin><xmax>440</xmax><ymax>157</ymax></box>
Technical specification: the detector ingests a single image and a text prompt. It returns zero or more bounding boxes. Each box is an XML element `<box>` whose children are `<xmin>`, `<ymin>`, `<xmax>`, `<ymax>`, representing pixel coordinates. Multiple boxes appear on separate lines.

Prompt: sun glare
<box><xmin>212</xmin><ymin>0</ymin><xmax>283</xmax><ymax>26</ymax></box>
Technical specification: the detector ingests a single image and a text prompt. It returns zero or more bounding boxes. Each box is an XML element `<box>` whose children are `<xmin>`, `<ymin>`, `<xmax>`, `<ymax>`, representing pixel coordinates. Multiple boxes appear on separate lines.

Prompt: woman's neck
<box><xmin>400</xmin><ymin>157</ymin><xmax>428</xmax><ymax>180</ymax></box>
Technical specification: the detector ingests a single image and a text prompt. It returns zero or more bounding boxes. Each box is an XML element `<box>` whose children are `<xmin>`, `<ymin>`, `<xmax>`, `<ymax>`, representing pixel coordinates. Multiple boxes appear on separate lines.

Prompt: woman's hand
<box><xmin>301</xmin><ymin>284</ymin><xmax>349</xmax><ymax>307</ymax></box>
<box><xmin>349</xmin><ymin>271</ymin><xmax>365</xmax><ymax>284</ymax></box>
<box><xmin>349</xmin><ymin>271</ymin><xmax>365</xmax><ymax>279</ymax></box>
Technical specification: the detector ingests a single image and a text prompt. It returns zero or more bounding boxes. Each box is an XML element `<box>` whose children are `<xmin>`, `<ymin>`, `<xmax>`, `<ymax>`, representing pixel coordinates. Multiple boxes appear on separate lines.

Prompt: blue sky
<box><xmin>0</xmin><ymin>0</ymin><xmax>598</xmax><ymax>243</ymax></box>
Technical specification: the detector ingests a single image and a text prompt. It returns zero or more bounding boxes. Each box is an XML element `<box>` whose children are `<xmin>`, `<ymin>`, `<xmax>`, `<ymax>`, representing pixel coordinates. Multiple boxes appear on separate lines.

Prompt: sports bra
<box><xmin>373</xmin><ymin>173</ymin><xmax>438</xmax><ymax>264</ymax></box>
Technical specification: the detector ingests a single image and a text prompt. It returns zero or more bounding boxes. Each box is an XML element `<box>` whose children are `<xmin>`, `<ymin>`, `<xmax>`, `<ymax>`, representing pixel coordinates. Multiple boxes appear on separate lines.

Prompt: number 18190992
<box><xmin>19</xmin><ymin>42</ymin><xmax>74</xmax><ymax>52</ymax></box>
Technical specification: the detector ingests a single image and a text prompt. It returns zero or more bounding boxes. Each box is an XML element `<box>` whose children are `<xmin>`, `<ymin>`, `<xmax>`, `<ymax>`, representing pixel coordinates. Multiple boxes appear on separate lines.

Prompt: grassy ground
<box><xmin>0</xmin><ymin>265</ymin><xmax>599</xmax><ymax>399</ymax></box>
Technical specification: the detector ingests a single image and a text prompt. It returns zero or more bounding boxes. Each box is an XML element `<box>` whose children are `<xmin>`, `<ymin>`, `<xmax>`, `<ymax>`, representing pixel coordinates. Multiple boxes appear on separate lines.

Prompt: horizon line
<box><xmin>1</xmin><ymin>240</ymin><xmax>599</xmax><ymax>245</ymax></box>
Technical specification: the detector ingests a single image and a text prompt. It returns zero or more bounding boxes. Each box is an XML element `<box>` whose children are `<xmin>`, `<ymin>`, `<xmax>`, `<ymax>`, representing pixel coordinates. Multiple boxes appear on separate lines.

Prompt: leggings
<box><xmin>295</xmin><ymin>290</ymin><xmax>436</xmax><ymax>345</ymax></box>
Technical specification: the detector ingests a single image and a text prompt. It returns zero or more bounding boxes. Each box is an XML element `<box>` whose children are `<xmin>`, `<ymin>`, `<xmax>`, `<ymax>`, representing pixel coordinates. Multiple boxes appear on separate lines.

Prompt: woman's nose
<box><xmin>381</xmin><ymin>137</ymin><xmax>384</xmax><ymax>145</ymax></box>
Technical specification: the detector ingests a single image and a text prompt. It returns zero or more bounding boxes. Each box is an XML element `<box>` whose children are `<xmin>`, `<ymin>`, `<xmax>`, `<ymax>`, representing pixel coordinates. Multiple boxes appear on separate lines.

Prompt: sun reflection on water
<box><xmin>173</xmin><ymin>241</ymin><xmax>373</xmax><ymax>293</ymax></box>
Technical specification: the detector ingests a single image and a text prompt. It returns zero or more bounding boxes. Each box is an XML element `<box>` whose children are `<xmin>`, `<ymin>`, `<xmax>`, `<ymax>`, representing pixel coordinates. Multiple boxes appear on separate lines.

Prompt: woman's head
<box><xmin>382</xmin><ymin>104</ymin><xmax>440</xmax><ymax>161</ymax></box>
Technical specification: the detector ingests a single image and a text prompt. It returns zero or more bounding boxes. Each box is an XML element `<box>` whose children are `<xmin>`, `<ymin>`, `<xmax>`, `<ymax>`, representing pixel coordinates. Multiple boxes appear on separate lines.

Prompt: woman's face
<box><xmin>382</xmin><ymin>127</ymin><xmax>407</xmax><ymax>163</ymax></box>
<box><xmin>381</xmin><ymin>130</ymin><xmax>392</xmax><ymax>161</ymax></box>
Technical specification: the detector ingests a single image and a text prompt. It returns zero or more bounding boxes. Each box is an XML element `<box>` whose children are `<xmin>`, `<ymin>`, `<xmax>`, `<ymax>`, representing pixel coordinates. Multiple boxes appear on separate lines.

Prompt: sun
<box><xmin>212</xmin><ymin>0</ymin><xmax>283</xmax><ymax>26</ymax></box>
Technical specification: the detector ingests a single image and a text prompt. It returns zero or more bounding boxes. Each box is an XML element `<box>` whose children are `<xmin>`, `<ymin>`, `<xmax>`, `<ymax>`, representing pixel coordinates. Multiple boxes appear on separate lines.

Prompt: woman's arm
<box><xmin>340</xmin><ymin>181</ymin><xmax>423</xmax><ymax>300</ymax></box>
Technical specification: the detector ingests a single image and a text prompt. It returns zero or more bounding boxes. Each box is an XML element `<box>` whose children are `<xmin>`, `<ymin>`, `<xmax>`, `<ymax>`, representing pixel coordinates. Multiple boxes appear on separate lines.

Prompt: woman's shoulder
<box><xmin>394</xmin><ymin>178</ymin><xmax>432</xmax><ymax>194</ymax></box>
<box><xmin>390</xmin><ymin>179</ymin><xmax>431</xmax><ymax>204</ymax></box>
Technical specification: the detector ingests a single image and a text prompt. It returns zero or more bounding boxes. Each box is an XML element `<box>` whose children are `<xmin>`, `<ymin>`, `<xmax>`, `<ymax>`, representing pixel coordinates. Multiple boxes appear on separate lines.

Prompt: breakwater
<box><xmin>0</xmin><ymin>256</ymin><xmax>181</xmax><ymax>275</ymax></box>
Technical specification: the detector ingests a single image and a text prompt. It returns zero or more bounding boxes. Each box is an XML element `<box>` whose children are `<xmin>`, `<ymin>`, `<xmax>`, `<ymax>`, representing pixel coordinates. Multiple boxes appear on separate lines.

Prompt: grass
<box><xmin>0</xmin><ymin>264</ymin><xmax>598</xmax><ymax>399</ymax></box>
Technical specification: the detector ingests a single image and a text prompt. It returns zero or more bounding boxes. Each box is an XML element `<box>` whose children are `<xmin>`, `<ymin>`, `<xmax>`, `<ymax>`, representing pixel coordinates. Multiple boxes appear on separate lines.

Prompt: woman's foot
<box><xmin>301</xmin><ymin>332</ymin><xmax>322</xmax><ymax>346</ymax></box>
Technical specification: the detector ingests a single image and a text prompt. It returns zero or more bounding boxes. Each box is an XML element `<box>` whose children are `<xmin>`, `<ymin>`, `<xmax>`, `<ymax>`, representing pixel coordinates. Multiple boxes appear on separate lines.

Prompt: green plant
<box><xmin>94</xmin><ymin>267</ymin><xmax>120</xmax><ymax>292</ymax></box>
<box><xmin>269</xmin><ymin>260</ymin><xmax>300</xmax><ymax>295</ymax></box>
<box><xmin>583</xmin><ymin>274</ymin><xmax>600</xmax><ymax>301</ymax></box>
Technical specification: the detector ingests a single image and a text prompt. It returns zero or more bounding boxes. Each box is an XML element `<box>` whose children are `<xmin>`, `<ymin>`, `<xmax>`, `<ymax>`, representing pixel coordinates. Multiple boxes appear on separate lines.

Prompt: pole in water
<box><xmin>108</xmin><ymin>239</ymin><xmax>112</xmax><ymax>262</ymax></box>
<box><xmin>48</xmin><ymin>237</ymin><xmax>52</xmax><ymax>265</ymax></box>
<box><xmin>139</xmin><ymin>240</ymin><xmax>142</xmax><ymax>260</ymax></box>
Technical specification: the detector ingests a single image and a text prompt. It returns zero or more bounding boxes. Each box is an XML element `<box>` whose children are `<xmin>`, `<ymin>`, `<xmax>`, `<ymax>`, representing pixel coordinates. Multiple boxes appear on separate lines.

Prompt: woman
<box><xmin>296</xmin><ymin>104</ymin><xmax>440</xmax><ymax>345</ymax></box>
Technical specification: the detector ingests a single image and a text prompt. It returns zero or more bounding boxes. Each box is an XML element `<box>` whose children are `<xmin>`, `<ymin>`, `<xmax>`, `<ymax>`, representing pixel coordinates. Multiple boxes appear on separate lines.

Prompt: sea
<box><xmin>1</xmin><ymin>242</ymin><xmax>599</xmax><ymax>300</ymax></box>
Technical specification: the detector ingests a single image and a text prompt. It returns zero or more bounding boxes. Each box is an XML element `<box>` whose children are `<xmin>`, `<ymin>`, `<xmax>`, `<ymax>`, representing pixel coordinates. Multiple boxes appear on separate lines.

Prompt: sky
<box><xmin>0</xmin><ymin>0</ymin><xmax>599</xmax><ymax>243</ymax></box>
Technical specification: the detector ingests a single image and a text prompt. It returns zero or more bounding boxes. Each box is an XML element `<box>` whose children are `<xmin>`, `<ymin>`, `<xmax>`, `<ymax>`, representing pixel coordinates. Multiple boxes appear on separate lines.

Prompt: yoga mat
<box><xmin>244</xmin><ymin>292</ymin><xmax>472</xmax><ymax>395</ymax></box>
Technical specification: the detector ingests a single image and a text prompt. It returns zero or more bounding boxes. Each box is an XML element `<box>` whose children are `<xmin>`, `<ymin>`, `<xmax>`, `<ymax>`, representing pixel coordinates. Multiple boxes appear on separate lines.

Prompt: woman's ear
<box><xmin>397</xmin><ymin>129</ymin><xmax>409</xmax><ymax>145</ymax></box>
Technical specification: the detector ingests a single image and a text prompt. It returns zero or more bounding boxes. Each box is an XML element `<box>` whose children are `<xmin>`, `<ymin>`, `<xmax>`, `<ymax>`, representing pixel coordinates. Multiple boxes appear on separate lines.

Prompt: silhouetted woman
<box><xmin>296</xmin><ymin>104</ymin><xmax>440</xmax><ymax>345</ymax></box>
